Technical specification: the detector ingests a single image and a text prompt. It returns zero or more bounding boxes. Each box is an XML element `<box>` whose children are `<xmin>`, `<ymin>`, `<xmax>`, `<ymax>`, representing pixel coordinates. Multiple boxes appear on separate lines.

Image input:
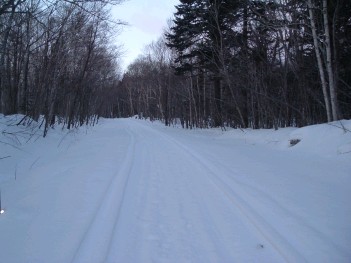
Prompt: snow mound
<box><xmin>217</xmin><ymin>120</ymin><xmax>351</xmax><ymax>158</ymax></box>
<box><xmin>0</xmin><ymin>114</ymin><xmax>81</xmax><ymax>184</ymax></box>
<box><xmin>288</xmin><ymin>120</ymin><xmax>351</xmax><ymax>157</ymax></box>
<box><xmin>219</xmin><ymin>127</ymin><xmax>296</xmax><ymax>147</ymax></box>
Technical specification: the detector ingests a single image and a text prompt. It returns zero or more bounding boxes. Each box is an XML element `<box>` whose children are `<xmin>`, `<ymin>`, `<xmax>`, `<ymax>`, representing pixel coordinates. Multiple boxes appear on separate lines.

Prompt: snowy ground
<box><xmin>0</xmin><ymin>115</ymin><xmax>350</xmax><ymax>263</ymax></box>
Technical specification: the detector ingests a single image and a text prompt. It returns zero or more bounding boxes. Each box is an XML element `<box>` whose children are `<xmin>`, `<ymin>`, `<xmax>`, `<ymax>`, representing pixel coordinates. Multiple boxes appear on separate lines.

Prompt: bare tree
<box><xmin>0</xmin><ymin>0</ymin><xmax>125</xmax><ymax>135</ymax></box>
<box><xmin>307</xmin><ymin>0</ymin><xmax>341</xmax><ymax>122</ymax></box>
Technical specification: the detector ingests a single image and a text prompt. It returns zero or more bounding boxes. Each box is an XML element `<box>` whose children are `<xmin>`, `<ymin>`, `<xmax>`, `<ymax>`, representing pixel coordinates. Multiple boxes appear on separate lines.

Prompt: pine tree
<box><xmin>166</xmin><ymin>0</ymin><xmax>240</xmax><ymax>127</ymax></box>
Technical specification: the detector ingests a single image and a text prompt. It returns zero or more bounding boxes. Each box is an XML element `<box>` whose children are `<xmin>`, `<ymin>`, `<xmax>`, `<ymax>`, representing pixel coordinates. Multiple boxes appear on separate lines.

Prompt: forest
<box><xmin>0</xmin><ymin>0</ymin><xmax>124</xmax><ymax>136</ymax></box>
<box><xmin>1</xmin><ymin>0</ymin><xmax>351</xmax><ymax>133</ymax></box>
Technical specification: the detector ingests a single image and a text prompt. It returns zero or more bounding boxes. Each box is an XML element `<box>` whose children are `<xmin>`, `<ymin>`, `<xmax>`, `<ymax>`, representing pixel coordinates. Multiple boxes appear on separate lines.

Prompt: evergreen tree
<box><xmin>166</xmin><ymin>0</ymin><xmax>240</xmax><ymax>127</ymax></box>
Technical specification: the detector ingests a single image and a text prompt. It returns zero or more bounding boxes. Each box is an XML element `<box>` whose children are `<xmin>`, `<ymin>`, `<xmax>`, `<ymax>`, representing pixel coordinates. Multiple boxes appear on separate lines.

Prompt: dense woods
<box><xmin>119</xmin><ymin>0</ymin><xmax>351</xmax><ymax>129</ymax></box>
<box><xmin>1</xmin><ymin>0</ymin><xmax>351</xmax><ymax>133</ymax></box>
<box><xmin>0</xmin><ymin>0</ymin><xmax>123</xmax><ymax>135</ymax></box>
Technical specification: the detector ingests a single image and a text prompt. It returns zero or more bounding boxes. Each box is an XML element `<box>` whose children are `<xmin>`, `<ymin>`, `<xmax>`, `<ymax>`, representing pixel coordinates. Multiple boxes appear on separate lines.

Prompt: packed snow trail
<box><xmin>104</xmin><ymin>123</ymin><xmax>287</xmax><ymax>262</ymax></box>
<box><xmin>72</xmin><ymin>121</ymin><xmax>287</xmax><ymax>262</ymax></box>
<box><xmin>0</xmin><ymin>117</ymin><xmax>350</xmax><ymax>262</ymax></box>
<box><xmin>71</xmin><ymin>127</ymin><xmax>136</xmax><ymax>263</ymax></box>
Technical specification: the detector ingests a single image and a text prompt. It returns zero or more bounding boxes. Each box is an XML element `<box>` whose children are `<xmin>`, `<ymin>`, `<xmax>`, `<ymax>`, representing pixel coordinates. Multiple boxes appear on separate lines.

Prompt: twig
<box><xmin>0</xmin><ymin>156</ymin><xmax>11</xmax><ymax>160</ymax></box>
<box><xmin>328</xmin><ymin>121</ymin><xmax>351</xmax><ymax>133</ymax></box>
<box><xmin>0</xmin><ymin>140</ymin><xmax>22</xmax><ymax>150</ymax></box>
<box><xmin>58</xmin><ymin>130</ymin><xmax>72</xmax><ymax>147</ymax></box>
<box><xmin>30</xmin><ymin>157</ymin><xmax>40</xmax><ymax>170</ymax></box>
<box><xmin>338</xmin><ymin>121</ymin><xmax>350</xmax><ymax>133</ymax></box>
<box><xmin>16</xmin><ymin>115</ymin><xmax>29</xmax><ymax>126</ymax></box>
<box><xmin>339</xmin><ymin>151</ymin><xmax>351</xmax><ymax>155</ymax></box>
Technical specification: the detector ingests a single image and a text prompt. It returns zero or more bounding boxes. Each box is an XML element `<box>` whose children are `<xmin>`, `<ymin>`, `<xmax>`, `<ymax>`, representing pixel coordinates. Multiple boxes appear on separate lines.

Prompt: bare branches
<box><xmin>0</xmin><ymin>0</ymin><xmax>125</xmax><ymax>135</ymax></box>
<box><xmin>123</xmin><ymin>0</ymin><xmax>351</xmax><ymax>129</ymax></box>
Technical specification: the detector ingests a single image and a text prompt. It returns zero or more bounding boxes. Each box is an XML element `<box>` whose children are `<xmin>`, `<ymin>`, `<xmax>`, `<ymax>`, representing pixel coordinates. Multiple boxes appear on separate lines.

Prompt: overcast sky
<box><xmin>112</xmin><ymin>0</ymin><xmax>179</xmax><ymax>71</ymax></box>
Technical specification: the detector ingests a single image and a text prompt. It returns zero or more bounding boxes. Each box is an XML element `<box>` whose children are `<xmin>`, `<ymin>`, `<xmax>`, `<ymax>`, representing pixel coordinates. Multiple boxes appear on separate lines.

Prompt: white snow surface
<box><xmin>0</xmin><ymin>115</ymin><xmax>350</xmax><ymax>263</ymax></box>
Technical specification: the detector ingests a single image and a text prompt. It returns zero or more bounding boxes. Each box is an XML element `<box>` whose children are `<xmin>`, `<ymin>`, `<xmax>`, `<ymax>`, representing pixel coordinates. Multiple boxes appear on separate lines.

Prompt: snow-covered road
<box><xmin>73</xmin><ymin>121</ymin><xmax>287</xmax><ymax>262</ymax></box>
<box><xmin>1</xmin><ymin>117</ymin><xmax>350</xmax><ymax>262</ymax></box>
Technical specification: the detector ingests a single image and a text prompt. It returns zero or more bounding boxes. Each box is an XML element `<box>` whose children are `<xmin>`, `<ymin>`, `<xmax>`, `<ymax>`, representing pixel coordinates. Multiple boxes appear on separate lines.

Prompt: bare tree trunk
<box><xmin>332</xmin><ymin>0</ymin><xmax>341</xmax><ymax>118</ymax></box>
<box><xmin>323</xmin><ymin>0</ymin><xmax>338</xmax><ymax>121</ymax></box>
<box><xmin>0</xmin><ymin>4</ymin><xmax>15</xmax><ymax>114</ymax></box>
<box><xmin>307</xmin><ymin>0</ymin><xmax>332</xmax><ymax>122</ymax></box>
<box><xmin>127</xmin><ymin>84</ymin><xmax>134</xmax><ymax>116</ymax></box>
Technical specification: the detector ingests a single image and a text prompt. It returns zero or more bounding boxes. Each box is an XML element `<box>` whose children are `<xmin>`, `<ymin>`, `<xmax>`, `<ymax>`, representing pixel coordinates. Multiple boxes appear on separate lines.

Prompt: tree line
<box><xmin>2</xmin><ymin>0</ymin><xmax>350</xmax><ymax>132</ymax></box>
<box><xmin>0</xmin><ymin>0</ymin><xmax>123</xmax><ymax>136</ymax></box>
<box><xmin>118</xmin><ymin>0</ymin><xmax>351</xmax><ymax>129</ymax></box>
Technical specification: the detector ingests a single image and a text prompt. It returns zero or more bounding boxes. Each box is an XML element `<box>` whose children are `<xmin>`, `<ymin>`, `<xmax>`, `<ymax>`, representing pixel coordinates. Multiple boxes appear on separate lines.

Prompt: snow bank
<box><xmin>288</xmin><ymin>120</ymin><xmax>351</xmax><ymax>157</ymax></box>
<box><xmin>215</xmin><ymin>120</ymin><xmax>351</xmax><ymax>158</ymax></box>
<box><xmin>0</xmin><ymin>114</ymin><xmax>81</xmax><ymax>184</ymax></box>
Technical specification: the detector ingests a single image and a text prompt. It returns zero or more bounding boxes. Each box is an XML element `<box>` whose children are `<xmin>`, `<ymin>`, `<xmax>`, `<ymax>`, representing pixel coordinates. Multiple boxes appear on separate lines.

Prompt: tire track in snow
<box><xmin>206</xmin><ymin>155</ymin><xmax>351</xmax><ymax>260</ymax></box>
<box><xmin>169</xmin><ymin>131</ymin><xmax>351</xmax><ymax>261</ymax></box>
<box><xmin>135</xmin><ymin>123</ymin><xmax>305</xmax><ymax>263</ymax></box>
<box><xmin>104</xmin><ymin>125</ymin><xmax>249</xmax><ymax>262</ymax></box>
<box><xmin>71</xmin><ymin>126</ymin><xmax>136</xmax><ymax>263</ymax></box>
<box><xmin>172</xmin><ymin>157</ymin><xmax>242</xmax><ymax>262</ymax></box>
<box><xmin>103</xmin><ymin>132</ymin><xmax>158</xmax><ymax>262</ymax></box>
<box><xmin>145</xmin><ymin>138</ymin><xmax>226</xmax><ymax>261</ymax></box>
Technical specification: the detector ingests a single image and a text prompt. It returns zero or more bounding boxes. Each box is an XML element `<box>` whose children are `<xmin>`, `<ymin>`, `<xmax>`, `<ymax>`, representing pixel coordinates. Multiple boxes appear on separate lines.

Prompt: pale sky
<box><xmin>111</xmin><ymin>0</ymin><xmax>179</xmax><ymax>71</ymax></box>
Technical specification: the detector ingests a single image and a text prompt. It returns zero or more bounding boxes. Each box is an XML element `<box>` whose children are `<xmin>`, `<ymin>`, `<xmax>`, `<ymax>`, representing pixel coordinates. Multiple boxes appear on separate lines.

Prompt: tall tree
<box><xmin>307</xmin><ymin>0</ymin><xmax>347</xmax><ymax>121</ymax></box>
<box><xmin>167</xmin><ymin>0</ymin><xmax>240</xmax><ymax>127</ymax></box>
<box><xmin>0</xmin><ymin>0</ymin><xmax>125</xmax><ymax>135</ymax></box>
<box><xmin>121</xmin><ymin>0</ymin><xmax>351</xmax><ymax>129</ymax></box>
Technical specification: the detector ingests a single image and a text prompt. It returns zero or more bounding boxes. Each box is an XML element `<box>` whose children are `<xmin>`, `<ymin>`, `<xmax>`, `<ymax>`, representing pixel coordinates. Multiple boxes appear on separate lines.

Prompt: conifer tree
<box><xmin>167</xmin><ymin>0</ymin><xmax>239</xmax><ymax>127</ymax></box>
